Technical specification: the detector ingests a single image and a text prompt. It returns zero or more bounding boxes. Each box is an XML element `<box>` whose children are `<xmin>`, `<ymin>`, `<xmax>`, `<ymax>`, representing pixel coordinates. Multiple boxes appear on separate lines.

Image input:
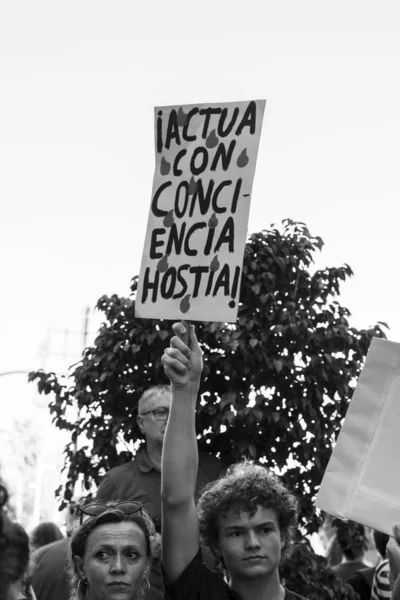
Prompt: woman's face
<box><xmin>75</xmin><ymin>521</ymin><xmax>150</xmax><ymax>600</ymax></box>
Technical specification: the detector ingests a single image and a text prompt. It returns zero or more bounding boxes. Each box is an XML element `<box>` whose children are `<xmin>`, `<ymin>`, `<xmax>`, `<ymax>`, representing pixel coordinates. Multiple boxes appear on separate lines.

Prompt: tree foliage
<box><xmin>29</xmin><ymin>219</ymin><xmax>387</xmax><ymax>535</ymax></box>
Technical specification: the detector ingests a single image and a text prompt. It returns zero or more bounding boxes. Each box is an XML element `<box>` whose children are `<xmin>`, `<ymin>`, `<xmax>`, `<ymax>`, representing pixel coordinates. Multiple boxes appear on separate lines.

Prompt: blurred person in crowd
<box><xmin>0</xmin><ymin>483</ymin><xmax>37</xmax><ymax>600</ymax></box>
<box><xmin>30</xmin><ymin>522</ymin><xmax>63</xmax><ymax>551</ymax></box>
<box><xmin>96</xmin><ymin>383</ymin><xmax>223</xmax><ymax>600</ymax></box>
<box><xmin>347</xmin><ymin>529</ymin><xmax>389</xmax><ymax>599</ymax></box>
<box><xmin>69</xmin><ymin>500</ymin><xmax>154</xmax><ymax>600</ymax></box>
<box><xmin>32</xmin><ymin>497</ymin><xmax>85</xmax><ymax>600</ymax></box>
<box><xmin>331</xmin><ymin>519</ymin><xmax>369</xmax><ymax>582</ymax></box>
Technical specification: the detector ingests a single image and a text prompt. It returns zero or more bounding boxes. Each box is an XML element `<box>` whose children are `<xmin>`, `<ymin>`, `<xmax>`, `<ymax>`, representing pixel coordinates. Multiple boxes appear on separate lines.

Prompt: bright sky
<box><xmin>1</xmin><ymin>0</ymin><xmax>400</xmax><ymax>514</ymax></box>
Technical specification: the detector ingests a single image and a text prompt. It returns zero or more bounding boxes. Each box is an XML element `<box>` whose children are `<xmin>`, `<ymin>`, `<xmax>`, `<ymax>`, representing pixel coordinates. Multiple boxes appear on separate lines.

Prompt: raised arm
<box><xmin>161</xmin><ymin>322</ymin><xmax>203</xmax><ymax>583</ymax></box>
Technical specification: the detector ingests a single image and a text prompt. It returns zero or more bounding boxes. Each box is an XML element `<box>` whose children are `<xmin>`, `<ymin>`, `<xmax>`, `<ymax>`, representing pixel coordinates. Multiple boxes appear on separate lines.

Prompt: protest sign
<box><xmin>135</xmin><ymin>99</ymin><xmax>266</xmax><ymax>322</ymax></box>
<box><xmin>315</xmin><ymin>337</ymin><xmax>400</xmax><ymax>536</ymax></box>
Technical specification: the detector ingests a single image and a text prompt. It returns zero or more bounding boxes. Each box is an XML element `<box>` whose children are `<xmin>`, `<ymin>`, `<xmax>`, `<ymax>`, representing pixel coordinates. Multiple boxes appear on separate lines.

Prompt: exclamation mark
<box><xmin>156</xmin><ymin>110</ymin><xmax>163</xmax><ymax>153</ymax></box>
<box><xmin>229</xmin><ymin>266</ymin><xmax>241</xmax><ymax>308</ymax></box>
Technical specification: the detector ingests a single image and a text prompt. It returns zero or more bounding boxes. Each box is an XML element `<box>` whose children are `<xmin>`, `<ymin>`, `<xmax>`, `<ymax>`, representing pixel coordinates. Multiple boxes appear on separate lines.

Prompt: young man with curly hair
<box><xmin>161</xmin><ymin>322</ymin><xmax>309</xmax><ymax>600</ymax></box>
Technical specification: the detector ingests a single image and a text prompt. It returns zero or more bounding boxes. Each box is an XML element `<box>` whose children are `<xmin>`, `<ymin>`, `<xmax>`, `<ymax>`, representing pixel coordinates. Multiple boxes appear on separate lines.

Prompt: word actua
<box><xmin>157</xmin><ymin>101</ymin><xmax>257</xmax><ymax>152</ymax></box>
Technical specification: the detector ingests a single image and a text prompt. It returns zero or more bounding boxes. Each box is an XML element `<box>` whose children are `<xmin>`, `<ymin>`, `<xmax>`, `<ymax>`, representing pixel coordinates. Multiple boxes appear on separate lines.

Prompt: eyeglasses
<box><xmin>139</xmin><ymin>407</ymin><xmax>169</xmax><ymax>421</ymax></box>
<box><xmin>79</xmin><ymin>501</ymin><xmax>143</xmax><ymax>525</ymax></box>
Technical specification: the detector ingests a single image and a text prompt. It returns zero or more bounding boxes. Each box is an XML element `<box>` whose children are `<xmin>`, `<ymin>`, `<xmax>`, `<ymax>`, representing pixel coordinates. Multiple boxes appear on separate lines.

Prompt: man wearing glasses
<box><xmin>96</xmin><ymin>384</ymin><xmax>223</xmax><ymax>600</ymax></box>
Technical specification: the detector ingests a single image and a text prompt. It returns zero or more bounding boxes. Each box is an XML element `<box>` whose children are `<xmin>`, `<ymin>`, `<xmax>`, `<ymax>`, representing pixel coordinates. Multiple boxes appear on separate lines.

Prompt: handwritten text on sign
<box><xmin>135</xmin><ymin>99</ymin><xmax>266</xmax><ymax>322</ymax></box>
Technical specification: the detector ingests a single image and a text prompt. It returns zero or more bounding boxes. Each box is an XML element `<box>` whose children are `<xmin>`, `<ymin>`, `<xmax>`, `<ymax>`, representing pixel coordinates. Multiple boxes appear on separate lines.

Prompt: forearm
<box><xmin>161</xmin><ymin>383</ymin><xmax>199</xmax><ymax>505</ymax></box>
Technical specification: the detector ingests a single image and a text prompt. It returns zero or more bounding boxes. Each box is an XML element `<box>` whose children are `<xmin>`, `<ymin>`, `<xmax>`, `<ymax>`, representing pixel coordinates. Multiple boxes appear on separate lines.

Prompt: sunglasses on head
<box><xmin>79</xmin><ymin>501</ymin><xmax>143</xmax><ymax>524</ymax></box>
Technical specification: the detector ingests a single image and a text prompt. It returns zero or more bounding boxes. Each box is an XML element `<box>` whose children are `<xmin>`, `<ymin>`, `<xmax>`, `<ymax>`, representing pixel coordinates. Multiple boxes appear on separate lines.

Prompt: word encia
<box><xmin>157</xmin><ymin>101</ymin><xmax>257</xmax><ymax>153</ymax></box>
<box><xmin>150</xmin><ymin>215</ymin><xmax>235</xmax><ymax>258</ymax></box>
<box><xmin>141</xmin><ymin>263</ymin><xmax>241</xmax><ymax>306</ymax></box>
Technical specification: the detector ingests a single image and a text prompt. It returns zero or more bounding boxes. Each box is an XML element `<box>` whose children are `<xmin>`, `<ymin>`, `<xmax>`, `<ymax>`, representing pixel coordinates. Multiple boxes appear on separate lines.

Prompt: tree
<box><xmin>29</xmin><ymin>219</ymin><xmax>387</xmax><ymax>535</ymax></box>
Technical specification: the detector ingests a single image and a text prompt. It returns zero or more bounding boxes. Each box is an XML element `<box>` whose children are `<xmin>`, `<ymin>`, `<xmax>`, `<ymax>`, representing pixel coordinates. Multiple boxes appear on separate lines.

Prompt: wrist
<box><xmin>171</xmin><ymin>381</ymin><xmax>200</xmax><ymax>396</ymax></box>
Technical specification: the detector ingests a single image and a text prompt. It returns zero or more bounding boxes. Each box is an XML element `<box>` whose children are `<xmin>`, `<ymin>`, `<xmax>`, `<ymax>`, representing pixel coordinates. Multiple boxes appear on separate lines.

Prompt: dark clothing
<box><xmin>163</xmin><ymin>547</ymin><xmax>309</xmax><ymax>600</ymax></box>
<box><xmin>96</xmin><ymin>449</ymin><xmax>223</xmax><ymax>519</ymax></box>
<box><xmin>31</xmin><ymin>537</ymin><xmax>70</xmax><ymax>600</ymax></box>
<box><xmin>347</xmin><ymin>565</ymin><xmax>375</xmax><ymax>600</ymax></box>
<box><xmin>96</xmin><ymin>449</ymin><xmax>223</xmax><ymax>600</ymax></box>
<box><xmin>332</xmin><ymin>560</ymin><xmax>370</xmax><ymax>583</ymax></box>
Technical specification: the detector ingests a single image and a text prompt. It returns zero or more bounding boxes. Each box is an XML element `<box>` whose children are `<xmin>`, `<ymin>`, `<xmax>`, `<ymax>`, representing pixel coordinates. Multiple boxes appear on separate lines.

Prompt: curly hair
<box><xmin>197</xmin><ymin>459</ymin><xmax>298</xmax><ymax>562</ymax></box>
<box><xmin>69</xmin><ymin>505</ymin><xmax>155</xmax><ymax>600</ymax></box>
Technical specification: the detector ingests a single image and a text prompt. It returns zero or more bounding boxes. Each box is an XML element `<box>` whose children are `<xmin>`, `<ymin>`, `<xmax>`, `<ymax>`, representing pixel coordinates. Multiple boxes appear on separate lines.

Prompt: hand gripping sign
<box><xmin>315</xmin><ymin>337</ymin><xmax>400</xmax><ymax>536</ymax></box>
<box><xmin>135</xmin><ymin>99</ymin><xmax>266</xmax><ymax>323</ymax></box>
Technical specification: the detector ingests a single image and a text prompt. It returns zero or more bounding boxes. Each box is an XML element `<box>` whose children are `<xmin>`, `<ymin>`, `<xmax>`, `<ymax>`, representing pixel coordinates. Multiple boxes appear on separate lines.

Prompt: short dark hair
<box><xmin>197</xmin><ymin>459</ymin><xmax>298</xmax><ymax>562</ymax></box>
<box><xmin>30</xmin><ymin>521</ymin><xmax>63</xmax><ymax>549</ymax></box>
<box><xmin>70</xmin><ymin>505</ymin><xmax>154</xmax><ymax>599</ymax></box>
<box><xmin>332</xmin><ymin>519</ymin><xmax>368</xmax><ymax>560</ymax></box>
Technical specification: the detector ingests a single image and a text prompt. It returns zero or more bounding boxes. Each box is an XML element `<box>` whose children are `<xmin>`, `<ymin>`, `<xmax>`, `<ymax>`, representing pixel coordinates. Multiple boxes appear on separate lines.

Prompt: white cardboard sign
<box><xmin>315</xmin><ymin>337</ymin><xmax>400</xmax><ymax>536</ymax></box>
<box><xmin>135</xmin><ymin>99</ymin><xmax>265</xmax><ymax>322</ymax></box>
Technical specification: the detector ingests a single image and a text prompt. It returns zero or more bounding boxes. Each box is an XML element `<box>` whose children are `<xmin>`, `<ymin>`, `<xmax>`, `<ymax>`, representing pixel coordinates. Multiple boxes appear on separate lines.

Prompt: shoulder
<box><xmin>162</xmin><ymin>546</ymin><xmax>229</xmax><ymax>600</ymax></box>
<box><xmin>98</xmin><ymin>459</ymin><xmax>140</xmax><ymax>487</ymax></box>
<box><xmin>96</xmin><ymin>460</ymin><xmax>138</xmax><ymax>501</ymax></box>
<box><xmin>31</xmin><ymin>538</ymin><xmax>70</xmax><ymax>586</ymax></box>
<box><xmin>104</xmin><ymin>460</ymin><xmax>137</xmax><ymax>478</ymax></box>
<box><xmin>351</xmin><ymin>565</ymin><xmax>375</xmax><ymax>586</ymax></box>
<box><xmin>34</xmin><ymin>537</ymin><xmax>69</xmax><ymax>563</ymax></box>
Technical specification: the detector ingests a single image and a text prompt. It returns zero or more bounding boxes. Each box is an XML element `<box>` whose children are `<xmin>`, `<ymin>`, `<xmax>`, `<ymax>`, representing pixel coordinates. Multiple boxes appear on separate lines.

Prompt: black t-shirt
<box><xmin>163</xmin><ymin>547</ymin><xmax>309</xmax><ymax>600</ymax></box>
<box><xmin>347</xmin><ymin>565</ymin><xmax>375</xmax><ymax>600</ymax></box>
<box><xmin>332</xmin><ymin>560</ymin><xmax>370</xmax><ymax>583</ymax></box>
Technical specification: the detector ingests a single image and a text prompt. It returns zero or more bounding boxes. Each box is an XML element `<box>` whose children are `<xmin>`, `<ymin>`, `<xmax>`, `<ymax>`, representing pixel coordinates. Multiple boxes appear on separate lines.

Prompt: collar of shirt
<box><xmin>137</xmin><ymin>448</ymin><xmax>160</xmax><ymax>473</ymax></box>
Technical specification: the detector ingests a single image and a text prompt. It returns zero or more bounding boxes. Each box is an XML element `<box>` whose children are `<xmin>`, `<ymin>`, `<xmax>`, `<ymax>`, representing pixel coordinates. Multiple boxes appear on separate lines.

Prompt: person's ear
<box><xmin>136</xmin><ymin>415</ymin><xmax>145</xmax><ymax>434</ymax></box>
<box><xmin>74</xmin><ymin>555</ymin><xmax>85</xmax><ymax>579</ymax></box>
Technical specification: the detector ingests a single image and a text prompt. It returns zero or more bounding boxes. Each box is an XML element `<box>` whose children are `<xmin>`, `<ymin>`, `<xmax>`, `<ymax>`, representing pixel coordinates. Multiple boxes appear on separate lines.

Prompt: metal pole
<box><xmin>73</xmin><ymin>306</ymin><xmax>90</xmax><ymax>487</ymax></box>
